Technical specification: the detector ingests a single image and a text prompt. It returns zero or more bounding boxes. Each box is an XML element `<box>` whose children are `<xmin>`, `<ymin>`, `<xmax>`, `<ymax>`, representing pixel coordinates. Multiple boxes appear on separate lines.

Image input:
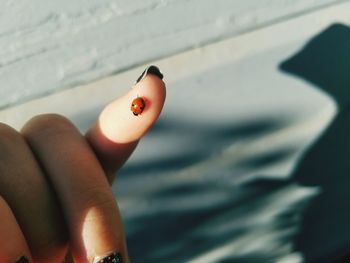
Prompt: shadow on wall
<box><xmin>123</xmin><ymin>118</ymin><xmax>293</xmax><ymax>263</ymax></box>
<box><xmin>280</xmin><ymin>23</ymin><xmax>350</xmax><ymax>262</ymax></box>
<box><xmin>123</xmin><ymin>23</ymin><xmax>350</xmax><ymax>263</ymax></box>
<box><xmin>121</xmin><ymin>118</ymin><xmax>282</xmax><ymax>177</ymax></box>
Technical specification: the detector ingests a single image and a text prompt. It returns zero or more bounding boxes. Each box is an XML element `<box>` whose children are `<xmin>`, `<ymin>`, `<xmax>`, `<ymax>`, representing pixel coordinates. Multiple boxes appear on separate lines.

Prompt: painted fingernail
<box><xmin>94</xmin><ymin>252</ymin><xmax>122</xmax><ymax>263</ymax></box>
<box><xmin>136</xmin><ymin>65</ymin><xmax>163</xmax><ymax>83</ymax></box>
<box><xmin>15</xmin><ymin>256</ymin><xmax>29</xmax><ymax>263</ymax></box>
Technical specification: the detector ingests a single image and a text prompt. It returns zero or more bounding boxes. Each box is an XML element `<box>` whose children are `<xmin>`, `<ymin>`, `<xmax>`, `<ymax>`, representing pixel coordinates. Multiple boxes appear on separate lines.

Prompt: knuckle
<box><xmin>79</xmin><ymin>185</ymin><xmax>116</xmax><ymax>215</ymax></box>
<box><xmin>67</xmin><ymin>186</ymin><xmax>118</xmax><ymax>232</ymax></box>
<box><xmin>0</xmin><ymin>122</ymin><xmax>70</xmax><ymax>261</ymax></box>
<box><xmin>21</xmin><ymin>113</ymin><xmax>76</xmax><ymax>138</ymax></box>
<box><xmin>0</xmin><ymin>122</ymin><xmax>22</xmax><ymax>145</ymax></box>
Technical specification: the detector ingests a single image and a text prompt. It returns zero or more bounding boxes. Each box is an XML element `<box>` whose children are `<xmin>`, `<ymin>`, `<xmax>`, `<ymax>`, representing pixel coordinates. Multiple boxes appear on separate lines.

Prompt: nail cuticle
<box><xmin>135</xmin><ymin>65</ymin><xmax>163</xmax><ymax>84</ymax></box>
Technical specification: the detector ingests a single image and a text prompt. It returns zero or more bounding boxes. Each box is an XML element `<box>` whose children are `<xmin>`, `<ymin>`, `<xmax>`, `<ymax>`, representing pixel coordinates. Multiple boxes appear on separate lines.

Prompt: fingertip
<box><xmin>86</xmin><ymin>66</ymin><xmax>166</xmax><ymax>178</ymax></box>
<box><xmin>99</xmin><ymin>69</ymin><xmax>166</xmax><ymax>144</ymax></box>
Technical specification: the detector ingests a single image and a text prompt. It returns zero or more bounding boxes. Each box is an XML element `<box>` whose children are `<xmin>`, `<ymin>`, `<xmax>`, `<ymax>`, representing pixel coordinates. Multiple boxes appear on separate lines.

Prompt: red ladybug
<box><xmin>131</xmin><ymin>96</ymin><xmax>145</xmax><ymax>116</ymax></box>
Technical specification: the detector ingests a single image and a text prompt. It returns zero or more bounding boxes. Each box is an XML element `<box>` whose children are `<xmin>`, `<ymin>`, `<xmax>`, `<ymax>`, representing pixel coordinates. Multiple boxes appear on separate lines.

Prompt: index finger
<box><xmin>85</xmin><ymin>65</ymin><xmax>166</xmax><ymax>181</ymax></box>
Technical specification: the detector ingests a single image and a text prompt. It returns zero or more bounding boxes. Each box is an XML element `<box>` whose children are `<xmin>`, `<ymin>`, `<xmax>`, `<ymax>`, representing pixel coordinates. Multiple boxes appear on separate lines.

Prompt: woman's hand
<box><xmin>0</xmin><ymin>66</ymin><xmax>166</xmax><ymax>263</ymax></box>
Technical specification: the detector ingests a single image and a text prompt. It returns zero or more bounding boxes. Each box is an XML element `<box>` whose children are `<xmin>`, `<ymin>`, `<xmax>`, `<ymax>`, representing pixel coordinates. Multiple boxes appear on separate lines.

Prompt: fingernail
<box><xmin>15</xmin><ymin>256</ymin><xmax>29</xmax><ymax>263</ymax></box>
<box><xmin>135</xmin><ymin>65</ymin><xmax>163</xmax><ymax>84</ymax></box>
<box><xmin>94</xmin><ymin>252</ymin><xmax>122</xmax><ymax>263</ymax></box>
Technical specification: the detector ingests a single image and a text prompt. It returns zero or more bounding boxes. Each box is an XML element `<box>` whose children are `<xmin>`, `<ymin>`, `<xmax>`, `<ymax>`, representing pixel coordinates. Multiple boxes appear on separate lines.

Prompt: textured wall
<box><xmin>1</xmin><ymin>1</ymin><xmax>350</xmax><ymax>262</ymax></box>
<box><xmin>0</xmin><ymin>0</ymin><xmax>345</xmax><ymax>108</ymax></box>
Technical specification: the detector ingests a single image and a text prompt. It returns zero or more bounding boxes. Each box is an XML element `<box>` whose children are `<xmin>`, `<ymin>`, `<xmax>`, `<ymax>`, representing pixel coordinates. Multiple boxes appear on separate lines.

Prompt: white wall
<box><xmin>0</xmin><ymin>2</ymin><xmax>349</xmax><ymax>262</ymax></box>
<box><xmin>0</xmin><ymin>0</ymin><xmax>344</xmax><ymax>108</ymax></box>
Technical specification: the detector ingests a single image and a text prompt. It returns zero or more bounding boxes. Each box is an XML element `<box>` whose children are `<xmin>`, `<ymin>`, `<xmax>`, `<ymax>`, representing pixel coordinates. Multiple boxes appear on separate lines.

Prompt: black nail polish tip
<box><xmin>136</xmin><ymin>65</ymin><xmax>163</xmax><ymax>83</ymax></box>
<box><xmin>15</xmin><ymin>256</ymin><xmax>29</xmax><ymax>263</ymax></box>
<box><xmin>95</xmin><ymin>252</ymin><xmax>122</xmax><ymax>263</ymax></box>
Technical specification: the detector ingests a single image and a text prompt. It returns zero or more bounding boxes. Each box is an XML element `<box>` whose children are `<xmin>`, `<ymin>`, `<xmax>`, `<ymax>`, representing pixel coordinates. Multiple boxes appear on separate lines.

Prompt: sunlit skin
<box><xmin>97</xmin><ymin>75</ymin><xmax>166</xmax><ymax>144</ymax></box>
<box><xmin>0</xmin><ymin>69</ymin><xmax>166</xmax><ymax>262</ymax></box>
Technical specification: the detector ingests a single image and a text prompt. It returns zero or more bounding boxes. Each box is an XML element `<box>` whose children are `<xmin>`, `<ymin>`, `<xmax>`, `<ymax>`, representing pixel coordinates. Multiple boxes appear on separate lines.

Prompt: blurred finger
<box><xmin>0</xmin><ymin>123</ymin><xmax>68</xmax><ymax>263</ymax></box>
<box><xmin>22</xmin><ymin>114</ymin><xmax>128</xmax><ymax>263</ymax></box>
<box><xmin>86</xmin><ymin>65</ymin><xmax>166</xmax><ymax>180</ymax></box>
<box><xmin>0</xmin><ymin>196</ymin><xmax>32</xmax><ymax>263</ymax></box>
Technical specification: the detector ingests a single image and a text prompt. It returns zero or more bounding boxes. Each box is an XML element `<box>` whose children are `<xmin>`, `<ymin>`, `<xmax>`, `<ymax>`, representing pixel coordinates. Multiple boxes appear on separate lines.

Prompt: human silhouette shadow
<box><xmin>122</xmin><ymin>24</ymin><xmax>350</xmax><ymax>263</ymax></box>
<box><xmin>280</xmin><ymin>23</ymin><xmax>350</xmax><ymax>262</ymax></box>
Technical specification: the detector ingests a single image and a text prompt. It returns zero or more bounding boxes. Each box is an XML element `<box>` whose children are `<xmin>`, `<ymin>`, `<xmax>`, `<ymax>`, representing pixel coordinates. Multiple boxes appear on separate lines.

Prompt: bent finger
<box><xmin>22</xmin><ymin>114</ymin><xmax>128</xmax><ymax>263</ymax></box>
<box><xmin>0</xmin><ymin>196</ymin><xmax>32</xmax><ymax>263</ymax></box>
<box><xmin>0</xmin><ymin>123</ymin><xmax>67</xmax><ymax>263</ymax></box>
<box><xmin>86</xmin><ymin>65</ymin><xmax>166</xmax><ymax>181</ymax></box>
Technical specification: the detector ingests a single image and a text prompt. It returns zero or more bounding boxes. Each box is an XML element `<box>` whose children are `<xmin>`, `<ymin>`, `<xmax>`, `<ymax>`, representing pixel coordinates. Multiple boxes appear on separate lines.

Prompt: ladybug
<box><xmin>131</xmin><ymin>96</ymin><xmax>145</xmax><ymax>116</ymax></box>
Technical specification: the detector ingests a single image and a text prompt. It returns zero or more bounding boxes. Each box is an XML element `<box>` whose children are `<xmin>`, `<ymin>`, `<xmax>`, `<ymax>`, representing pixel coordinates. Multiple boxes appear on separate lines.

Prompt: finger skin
<box><xmin>22</xmin><ymin>114</ymin><xmax>128</xmax><ymax>263</ymax></box>
<box><xmin>0</xmin><ymin>196</ymin><xmax>32</xmax><ymax>263</ymax></box>
<box><xmin>86</xmin><ymin>74</ymin><xmax>166</xmax><ymax>180</ymax></box>
<box><xmin>0</xmin><ymin>123</ymin><xmax>68</xmax><ymax>263</ymax></box>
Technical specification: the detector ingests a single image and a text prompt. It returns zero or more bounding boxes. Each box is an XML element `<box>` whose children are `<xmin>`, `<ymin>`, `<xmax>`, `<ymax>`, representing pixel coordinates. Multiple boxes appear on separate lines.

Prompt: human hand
<box><xmin>0</xmin><ymin>66</ymin><xmax>166</xmax><ymax>263</ymax></box>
